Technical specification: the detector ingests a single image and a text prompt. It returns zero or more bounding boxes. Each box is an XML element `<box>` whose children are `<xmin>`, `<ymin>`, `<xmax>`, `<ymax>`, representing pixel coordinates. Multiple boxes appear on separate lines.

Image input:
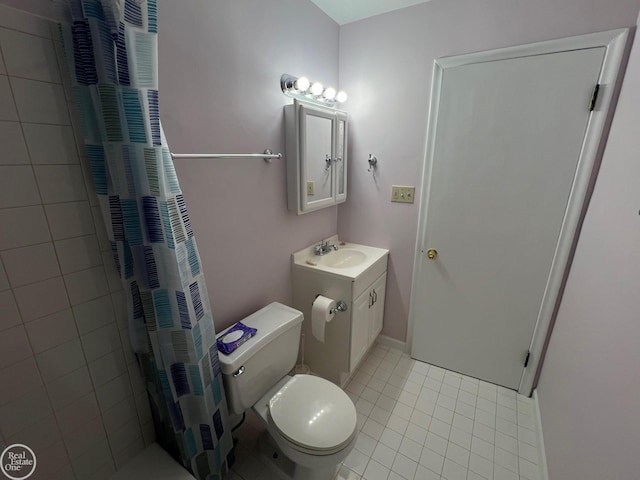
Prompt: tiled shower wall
<box><xmin>0</xmin><ymin>5</ymin><xmax>154</xmax><ymax>479</ymax></box>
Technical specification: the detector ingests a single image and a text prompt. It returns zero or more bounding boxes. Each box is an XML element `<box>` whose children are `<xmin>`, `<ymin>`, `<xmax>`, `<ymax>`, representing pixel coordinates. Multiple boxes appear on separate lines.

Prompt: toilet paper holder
<box><xmin>330</xmin><ymin>300</ymin><xmax>348</xmax><ymax>315</ymax></box>
<box><xmin>313</xmin><ymin>295</ymin><xmax>348</xmax><ymax>315</ymax></box>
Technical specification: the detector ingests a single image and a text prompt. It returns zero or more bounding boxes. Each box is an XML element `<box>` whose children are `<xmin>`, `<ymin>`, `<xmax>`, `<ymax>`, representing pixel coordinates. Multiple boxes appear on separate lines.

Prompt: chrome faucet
<box><xmin>314</xmin><ymin>239</ymin><xmax>338</xmax><ymax>256</ymax></box>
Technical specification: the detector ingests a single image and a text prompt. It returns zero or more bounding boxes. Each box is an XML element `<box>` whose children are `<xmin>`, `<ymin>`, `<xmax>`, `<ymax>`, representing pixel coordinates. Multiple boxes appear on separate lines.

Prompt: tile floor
<box><xmin>226</xmin><ymin>344</ymin><xmax>544</xmax><ymax>480</ymax></box>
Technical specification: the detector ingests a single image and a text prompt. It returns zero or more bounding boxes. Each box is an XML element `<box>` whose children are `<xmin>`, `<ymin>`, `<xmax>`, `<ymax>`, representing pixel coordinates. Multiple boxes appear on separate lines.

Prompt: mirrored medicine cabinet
<box><xmin>285</xmin><ymin>100</ymin><xmax>348</xmax><ymax>214</ymax></box>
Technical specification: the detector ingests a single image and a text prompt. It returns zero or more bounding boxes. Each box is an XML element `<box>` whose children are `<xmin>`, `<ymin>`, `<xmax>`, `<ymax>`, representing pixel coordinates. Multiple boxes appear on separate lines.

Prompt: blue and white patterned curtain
<box><xmin>55</xmin><ymin>1</ymin><xmax>234</xmax><ymax>478</ymax></box>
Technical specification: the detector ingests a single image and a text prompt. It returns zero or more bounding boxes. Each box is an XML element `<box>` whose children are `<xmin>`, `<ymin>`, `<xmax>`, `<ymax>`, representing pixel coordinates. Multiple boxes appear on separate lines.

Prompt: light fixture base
<box><xmin>280</xmin><ymin>73</ymin><xmax>346</xmax><ymax>109</ymax></box>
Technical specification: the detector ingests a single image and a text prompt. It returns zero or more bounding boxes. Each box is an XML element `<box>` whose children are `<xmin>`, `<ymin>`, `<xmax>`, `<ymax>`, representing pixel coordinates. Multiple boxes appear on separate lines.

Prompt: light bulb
<box><xmin>295</xmin><ymin>76</ymin><xmax>310</xmax><ymax>92</ymax></box>
<box><xmin>323</xmin><ymin>87</ymin><xmax>336</xmax><ymax>100</ymax></box>
<box><xmin>310</xmin><ymin>82</ymin><xmax>324</xmax><ymax>96</ymax></box>
<box><xmin>336</xmin><ymin>91</ymin><xmax>348</xmax><ymax>103</ymax></box>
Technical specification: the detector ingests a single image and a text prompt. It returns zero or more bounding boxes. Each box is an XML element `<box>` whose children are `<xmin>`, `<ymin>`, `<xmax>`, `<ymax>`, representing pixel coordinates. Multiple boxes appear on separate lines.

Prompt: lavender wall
<box><xmin>158</xmin><ymin>0</ymin><xmax>340</xmax><ymax>330</ymax></box>
<box><xmin>338</xmin><ymin>0</ymin><xmax>640</xmax><ymax>341</ymax></box>
<box><xmin>535</xmin><ymin>16</ymin><xmax>640</xmax><ymax>479</ymax></box>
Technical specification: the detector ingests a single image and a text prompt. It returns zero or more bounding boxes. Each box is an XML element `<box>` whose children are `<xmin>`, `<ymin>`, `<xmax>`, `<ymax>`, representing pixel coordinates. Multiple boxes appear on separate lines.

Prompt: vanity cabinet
<box><xmin>350</xmin><ymin>272</ymin><xmax>387</xmax><ymax>371</ymax></box>
<box><xmin>285</xmin><ymin>100</ymin><xmax>348</xmax><ymax>214</ymax></box>
<box><xmin>291</xmin><ymin>237</ymin><xmax>388</xmax><ymax>387</ymax></box>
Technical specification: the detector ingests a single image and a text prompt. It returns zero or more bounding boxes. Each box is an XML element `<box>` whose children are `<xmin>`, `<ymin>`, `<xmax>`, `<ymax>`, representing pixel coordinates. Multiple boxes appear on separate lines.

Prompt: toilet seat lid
<box><xmin>268</xmin><ymin>374</ymin><xmax>357</xmax><ymax>453</ymax></box>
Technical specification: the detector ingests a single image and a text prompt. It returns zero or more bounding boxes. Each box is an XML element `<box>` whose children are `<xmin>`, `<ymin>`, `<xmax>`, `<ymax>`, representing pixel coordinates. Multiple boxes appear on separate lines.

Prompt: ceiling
<box><xmin>309</xmin><ymin>0</ymin><xmax>431</xmax><ymax>25</ymax></box>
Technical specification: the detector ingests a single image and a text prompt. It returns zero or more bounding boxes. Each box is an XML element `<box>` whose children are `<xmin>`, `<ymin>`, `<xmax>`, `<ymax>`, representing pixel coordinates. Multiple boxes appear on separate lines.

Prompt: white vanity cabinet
<box><xmin>285</xmin><ymin>100</ymin><xmax>348</xmax><ymax>214</ymax></box>
<box><xmin>291</xmin><ymin>237</ymin><xmax>388</xmax><ymax>386</ymax></box>
<box><xmin>350</xmin><ymin>272</ymin><xmax>387</xmax><ymax>371</ymax></box>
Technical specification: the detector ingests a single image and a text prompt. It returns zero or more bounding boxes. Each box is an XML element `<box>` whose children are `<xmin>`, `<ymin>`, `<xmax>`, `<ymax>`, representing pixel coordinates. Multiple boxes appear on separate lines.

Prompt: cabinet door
<box><xmin>350</xmin><ymin>290</ymin><xmax>371</xmax><ymax>371</ymax></box>
<box><xmin>369</xmin><ymin>273</ymin><xmax>387</xmax><ymax>345</ymax></box>
<box><xmin>299</xmin><ymin>104</ymin><xmax>335</xmax><ymax>212</ymax></box>
<box><xmin>335</xmin><ymin>112</ymin><xmax>348</xmax><ymax>204</ymax></box>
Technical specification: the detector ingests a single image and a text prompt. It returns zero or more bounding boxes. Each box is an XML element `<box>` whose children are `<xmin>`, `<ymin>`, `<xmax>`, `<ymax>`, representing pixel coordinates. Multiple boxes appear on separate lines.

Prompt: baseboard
<box><xmin>375</xmin><ymin>334</ymin><xmax>408</xmax><ymax>353</ymax></box>
<box><xmin>532</xmin><ymin>389</ymin><xmax>550</xmax><ymax>480</ymax></box>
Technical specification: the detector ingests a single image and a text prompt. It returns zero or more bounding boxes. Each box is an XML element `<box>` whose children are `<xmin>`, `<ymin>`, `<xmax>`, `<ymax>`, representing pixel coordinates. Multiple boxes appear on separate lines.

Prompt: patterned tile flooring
<box><xmin>226</xmin><ymin>343</ymin><xmax>544</xmax><ymax>480</ymax></box>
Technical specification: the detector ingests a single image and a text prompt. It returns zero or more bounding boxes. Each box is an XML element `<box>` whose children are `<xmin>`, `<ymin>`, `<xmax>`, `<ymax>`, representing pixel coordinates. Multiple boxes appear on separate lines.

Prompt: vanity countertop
<box><xmin>292</xmin><ymin>235</ymin><xmax>389</xmax><ymax>281</ymax></box>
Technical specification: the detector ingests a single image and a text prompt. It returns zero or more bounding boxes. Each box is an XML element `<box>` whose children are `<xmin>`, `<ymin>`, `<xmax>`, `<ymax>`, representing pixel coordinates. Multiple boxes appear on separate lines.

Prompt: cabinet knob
<box><xmin>426</xmin><ymin>248</ymin><xmax>438</xmax><ymax>260</ymax></box>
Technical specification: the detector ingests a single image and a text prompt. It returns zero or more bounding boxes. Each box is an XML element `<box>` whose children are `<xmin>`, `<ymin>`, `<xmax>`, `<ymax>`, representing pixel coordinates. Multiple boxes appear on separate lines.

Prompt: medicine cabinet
<box><xmin>285</xmin><ymin>100</ymin><xmax>348</xmax><ymax>214</ymax></box>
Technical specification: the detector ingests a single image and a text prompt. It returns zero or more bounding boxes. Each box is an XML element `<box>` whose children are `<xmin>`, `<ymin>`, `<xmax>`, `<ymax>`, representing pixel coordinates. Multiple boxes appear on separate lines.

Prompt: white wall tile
<box><xmin>1</xmin><ymin>242</ymin><xmax>60</xmax><ymax>287</ymax></box>
<box><xmin>64</xmin><ymin>266</ymin><xmax>109</xmax><ymax>306</ymax></box>
<box><xmin>10</xmin><ymin>77</ymin><xmax>69</xmax><ymax>124</ymax></box>
<box><xmin>62</xmin><ymin>415</ymin><xmax>108</xmax><ymax>460</ymax></box>
<box><xmin>81</xmin><ymin>323</ymin><xmax>121</xmax><ymax>363</ymax></box>
<box><xmin>118</xmin><ymin>327</ymin><xmax>135</xmax><ymax>365</ymax></box>
<box><xmin>0</xmin><ymin>121</ymin><xmax>29</xmax><ymax>164</ymax></box>
<box><xmin>0</xmin><ymin>260</ymin><xmax>8</xmax><ymax>291</ymax></box>
<box><xmin>22</xmin><ymin>123</ymin><xmax>78</xmax><ymax>164</ymax></box>
<box><xmin>134</xmin><ymin>391</ymin><xmax>152</xmax><ymax>424</ymax></box>
<box><xmin>92</xmin><ymin>205</ymin><xmax>110</xmax><ymax>251</ymax></box>
<box><xmin>52</xmin><ymin>37</ymin><xmax>73</xmax><ymax>101</ymax></box>
<box><xmin>0</xmin><ymin>48</ymin><xmax>5</xmax><ymax>74</ymax></box>
<box><xmin>102</xmin><ymin>396</ymin><xmax>138</xmax><ymax>436</ymax></box>
<box><xmin>80</xmin><ymin>155</ymin><xmax>98</xmax><ymax>206</ymax></box>
<box><xmin>25</xmin><ymin>308</ymin><xmax>77</xmax><ymax>354</ymax></box>
<box><xmin>0</xmin><ymin>28</ymin><xmax>60</xmax><ymax>83</ymax></box>
<box><xmin>0</xmin><ymin>385</ymin><xmax>51</xmax><ymax>437</ymax></box>
<box><xmin>0</xmin><ymin>356</ymin><xmax>42</xmax><ymax>407</ymax></box>
<box><xmin>0</xmin><ymin>165</ymin><xmax>41</xmax><ymax>207</ymax></box>
<box><xmin>96</xmin><ymin>372</ymin><xmax>132</xmax><ymax>413</ymax></box>
<box><xmin>0</xmin><ymin>290</ymin><xmax>21</xmax><ymax>331</ymax></box>
<box><xmin>89</xmin><ymin>348</ymin><xmax>126</xmax><ymax>388</ymax></box>
<box><xmin>0</xmin><ymin>75</ymin><xmax>18</xmax><ymax>121</ymax></box>
<box><xmin>5</xmin><ymin>414</ymin><xmax>62</xmax><ymax>451</ymax></box>
<box><xmin>45</xmin><ymin>365</ymin><xmax>93</xmax><ymax>411</ymax></box>
<box><xmin>102</xmin><ymin>251</ymin><xmax>122</xmax><ymax>292</ymax></box>
<box><xmin>13</xmin><ymin>276</ymin><xmax>69</xmax><ymax>322</ymax></box>
<box><xmin>141</xmin><ymin>421</ymin><xmax>155</xmax><ymax>446</ymax></box>
<box><xmin>111</xmin><ymin>290</ymin><xmax>128</xmax><ymax>330</ymax></box>
<box><xmin>45</xmin><ymin>201</ymin><xmax>94</xmax><ymax>240</ymax></box>
<box><xmin>55</xmin><ymin>234</ymin><xmax>102</xmax><ymax>274</ymax></box>
<box><xmin>0</xmin><ymin>205</ymin><xmax>51</xmax><ymax>250</ymax></box>
<box><xmin>34</xmin><ymin>164</ymin><xmax>87</xmax><ymax>203</ymax></box>
<box><xmin>108</xmin><ymin>421</ymin><xmax>141</xmax><ymax>457</ymax></box>
<box><xmin>55</xmin><ymin>391</ymin><xmax>100</xmax><ymax>437</ymax></box>
<box><xmin>73</xmin><ymin>294</ymin><xmax>115</xmax><ymax>335</ymax></box>
<box><xmin>128</xmin><ymin>362</ymin><xmax>146</xmax><ymax>396</ymax></box>
<box><xmin>0</xmin><ymin>4</ymin><xmax>52</xmax><ymax>38</ymax></box>
<box><xmin>0</xmin><ymin>325</ymin><xmax>32</xmax><ymax>369</ymax></box>
<box><xmin>71</xmin><ymin>437</ymin><xmax>113</xmax><ymax>479</ymax></box>
<box><xmin>36</xmin><ymin>337</ymin><xmax>85</xmax><ymax>381</ymax></box>
<box><xmin>113</xmin><ymin>436</ymin><xmax>144</xmax><ymax>469</ymax></box>
<box><xmin>86</xmin><ymin>461</ymin><xmax>116</xmax><ymax>480</ymax></box>
<box><xmin>33</xmin><ymin>440</ymin><xmax>72</xmax><ymax>478</ymax></box>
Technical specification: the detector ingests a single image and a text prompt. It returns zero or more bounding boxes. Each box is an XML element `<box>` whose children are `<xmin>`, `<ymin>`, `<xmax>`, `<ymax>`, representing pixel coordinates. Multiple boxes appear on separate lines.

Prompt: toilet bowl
<box><xmin>217</xmin><ymin>302</ymin><xmax>357</xmax><ymax>480</ymax></box>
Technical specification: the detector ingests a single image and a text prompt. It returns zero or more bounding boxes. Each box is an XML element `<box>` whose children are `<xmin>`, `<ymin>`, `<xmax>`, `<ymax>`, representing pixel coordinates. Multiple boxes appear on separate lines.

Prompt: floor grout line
<box><xmin>228</xmin><ymin>343</ymin><xmax>544</xmax><ymax>480</ymax></box>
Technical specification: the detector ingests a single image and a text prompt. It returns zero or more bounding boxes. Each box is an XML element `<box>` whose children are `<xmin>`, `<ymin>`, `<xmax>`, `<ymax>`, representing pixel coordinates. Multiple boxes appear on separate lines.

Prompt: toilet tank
<box><xmin>217</xmin><ymin>302</ymin><xmax>303</xmax><ymax>415</ymax></box>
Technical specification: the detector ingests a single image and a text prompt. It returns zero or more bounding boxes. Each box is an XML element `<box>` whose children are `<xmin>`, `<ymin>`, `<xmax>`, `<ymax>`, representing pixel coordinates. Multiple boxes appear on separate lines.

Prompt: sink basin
<box><xmin>319</xmin><ymin>249</ymin><xmax>367</xmax><ymax>268</ymax></box>
<box><xmin>292</xmin><ymin>236</ymin><xmax>389</xmax><ymax>281</ymax></box>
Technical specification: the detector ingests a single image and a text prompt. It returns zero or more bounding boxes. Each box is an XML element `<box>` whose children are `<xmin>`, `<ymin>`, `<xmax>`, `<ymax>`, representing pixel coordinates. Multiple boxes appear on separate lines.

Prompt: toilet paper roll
<box><xmin>311</xmin><ymin>295</ymin><xmax>337</xmax><ymax>343</ymax></box>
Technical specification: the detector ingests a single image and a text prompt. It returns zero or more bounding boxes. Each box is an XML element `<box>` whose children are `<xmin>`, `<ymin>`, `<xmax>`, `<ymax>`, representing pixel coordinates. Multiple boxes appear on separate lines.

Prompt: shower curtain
<box><xmin>55</xmin><ymin>1</ymin><xmax>234</xmax><ymax>478</ymax></box>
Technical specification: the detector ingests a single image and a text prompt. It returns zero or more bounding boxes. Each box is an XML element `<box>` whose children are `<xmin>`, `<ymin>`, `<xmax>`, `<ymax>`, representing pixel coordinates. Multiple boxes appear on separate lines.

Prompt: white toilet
<box><xmin>218</xmin><ymin>302</ymin><xmax>357</xmax><ymax>480</ymax></box>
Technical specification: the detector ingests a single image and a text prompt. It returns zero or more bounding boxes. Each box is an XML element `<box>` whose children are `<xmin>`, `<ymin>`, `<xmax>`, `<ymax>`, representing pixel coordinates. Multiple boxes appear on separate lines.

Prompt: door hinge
<box><xmin>523</xmin><ymin>350</ymin><xmax>531</xmax><ymax>368</ymax></box>
<box><xmin>589</xmin><ymin>83</ymin><xmax>600</xmax><ymax>112</ymax></box>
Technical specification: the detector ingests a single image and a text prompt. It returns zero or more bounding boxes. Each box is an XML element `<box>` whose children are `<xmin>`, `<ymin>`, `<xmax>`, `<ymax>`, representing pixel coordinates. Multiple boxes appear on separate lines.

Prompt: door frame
<box><xmin>407</xmin><ymin>29</ymin><xmax>629</xmax><ymax>395</ymax></box>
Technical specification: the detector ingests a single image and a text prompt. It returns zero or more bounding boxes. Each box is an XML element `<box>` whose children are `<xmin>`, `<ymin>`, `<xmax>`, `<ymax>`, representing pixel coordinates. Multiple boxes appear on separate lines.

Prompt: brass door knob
<box><xmin>426</xmin><ymin>248</ymin><xmax>438</xmax><ymax>260</ymax></box>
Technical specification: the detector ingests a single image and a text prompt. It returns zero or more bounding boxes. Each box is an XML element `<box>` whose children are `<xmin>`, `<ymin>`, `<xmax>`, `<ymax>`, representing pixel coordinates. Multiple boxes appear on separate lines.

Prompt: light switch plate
<box><xmin>391</xmin><ymin>185</ymin><xmax>415</xmax><ymax>203</ymax></box>
<box><xmin>307</xmin><ymin>181</ymin><xmax>314</xmax><ymax>195</ymax></box>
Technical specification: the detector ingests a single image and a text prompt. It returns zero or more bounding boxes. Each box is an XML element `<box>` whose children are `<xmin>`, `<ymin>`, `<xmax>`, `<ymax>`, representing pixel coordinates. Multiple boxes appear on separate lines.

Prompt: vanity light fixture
<box><xmin>280</xmin><ymin>73</ymin><xmax>347</xmax><ymax>108</ymax></box>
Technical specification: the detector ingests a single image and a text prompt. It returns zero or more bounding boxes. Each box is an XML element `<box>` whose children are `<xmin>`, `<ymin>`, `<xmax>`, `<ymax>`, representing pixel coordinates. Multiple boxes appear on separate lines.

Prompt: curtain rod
<box><xmin>171</xmin><ymin>149</ymin><xmax>282</xmax><ymax>163</ymax></box>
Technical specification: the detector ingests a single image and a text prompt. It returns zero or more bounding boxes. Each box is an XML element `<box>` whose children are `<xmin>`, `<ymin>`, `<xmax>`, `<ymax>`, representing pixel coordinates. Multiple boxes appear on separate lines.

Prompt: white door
<box><xmin>411</xmin><ymin>46</ymin><xmax>606</xmax><ymax>390</ymax></box>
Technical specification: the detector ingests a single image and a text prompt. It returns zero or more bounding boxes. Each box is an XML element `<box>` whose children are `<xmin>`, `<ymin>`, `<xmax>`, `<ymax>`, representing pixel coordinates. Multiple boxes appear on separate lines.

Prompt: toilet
<box><xmin>218</xmin><ymin>302</ymin><xmax>357</xmax><ymax>480</ymax></box>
